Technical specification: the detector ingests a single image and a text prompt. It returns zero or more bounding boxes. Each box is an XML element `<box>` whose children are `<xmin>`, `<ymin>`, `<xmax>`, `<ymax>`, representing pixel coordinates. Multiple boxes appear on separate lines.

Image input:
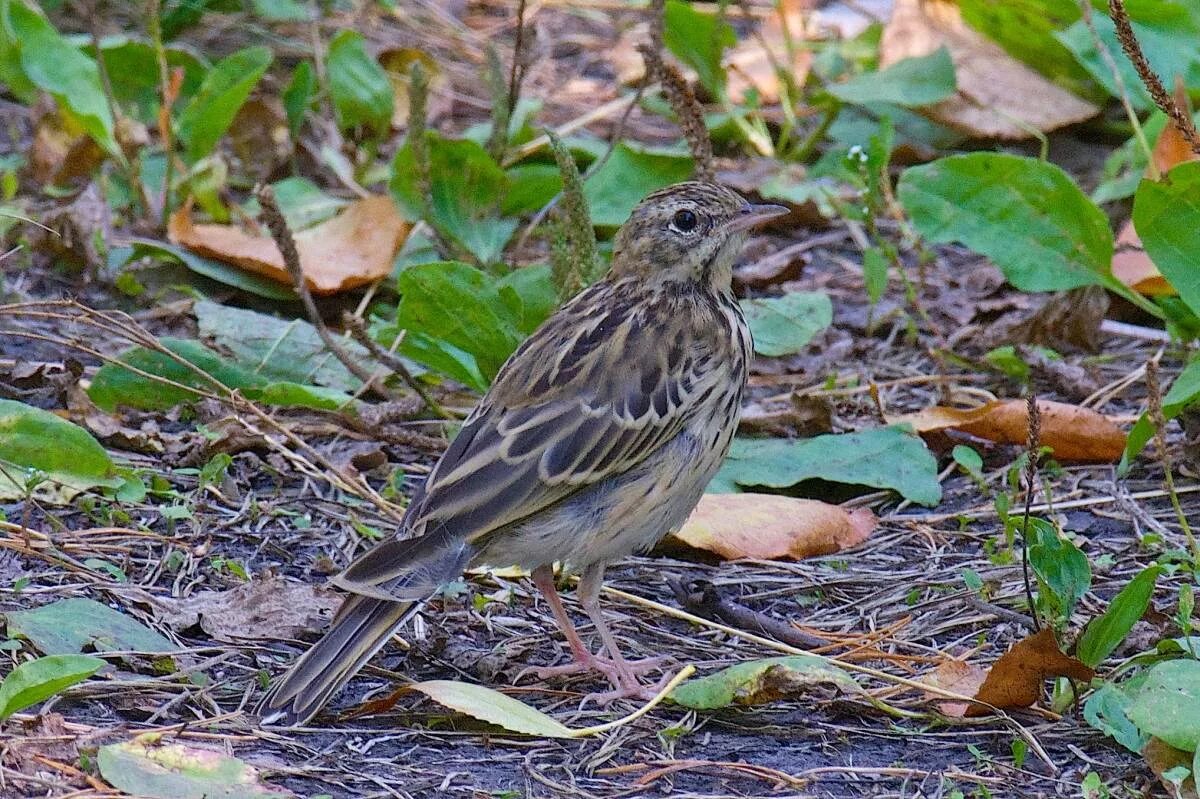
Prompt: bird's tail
<box><xmin>258</xmin><ymin>593</ymin><xmax>421</xmax><ymax>727</ymax></box>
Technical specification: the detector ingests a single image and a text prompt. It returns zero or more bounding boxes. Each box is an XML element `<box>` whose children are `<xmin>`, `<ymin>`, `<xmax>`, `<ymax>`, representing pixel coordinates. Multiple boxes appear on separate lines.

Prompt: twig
<box><xmin>1020</xmin><ymin>394</ymin><xmax>1042</xmax><ymax>632</ymax></box>
<box><xmin>637</xmin><ymin>44</ymin><xmax>715</xmax><ymax>181</ymax></box>
<box><xmin>1077</xmin><ymin>0</ymin><xmax>1156</xmax><ymax>178</ymax></box>
<box><xmin>341</xmin><ymin>312</ymin><xmax>451</xmax><ymax>419</ymax></box>
<box><xmin>1146</xmin><ymin>357</ymin><xmax>1199</xmax><ymax>561</ymax></box>
<box><xmin>254</xmin><ymin>184</ymin><xmax>403</xmax><ymax>402</ymax></box>
<box><xmin>506</xmin><ymin>0</ymin><xmax>529</xmax><ymax>122</ymax></box>
<box><xmin>666</xmin><ymin>576</ymin><xmax>827</xmax><ymax>649</ymax></box>
<box><xmin>1108</xmin><ymin>0</ymin><xmax>1200</xmax><ymax>157</ymax></box>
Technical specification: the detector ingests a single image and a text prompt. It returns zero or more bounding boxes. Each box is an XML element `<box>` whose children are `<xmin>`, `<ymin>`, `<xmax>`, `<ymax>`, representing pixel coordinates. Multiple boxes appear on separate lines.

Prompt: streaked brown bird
<box><xmin>260</xmin><ymin>181</ymin><xmax>787</xmax><ymax>725</ymax></box>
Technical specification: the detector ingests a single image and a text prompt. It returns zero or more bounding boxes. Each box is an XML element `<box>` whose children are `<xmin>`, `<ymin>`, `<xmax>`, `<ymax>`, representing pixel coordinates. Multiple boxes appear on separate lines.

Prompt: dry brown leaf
<box><xmin>929</xmin><ymin>629</ymin><xmax>1094</xmax><ymax>718</ymax></box>
<box><xmin>727</xmin><ymin>1</ymin><xmax>812</xmax><ymax>104</ymax></box>
<box><xmin>29</xmin><ymin>102</ymin><xmax>104</xmax><ymax>186</ymax></box>
<box><xmin>142</xmin><ymin>576</ymin><xmax>340</xmax><ymax>643</ymax></box>
<box><xmin>169</xmin><ymin>195</ymin><xmax>409</xmax><ymax>295</ymax></box>
<box><xmin>1144</xmin><ymin>738</ymin><xmax>1199</xmax><ymax>799</ymax></box>
<box><xmin>889</xmin><ymin>399</ymin><xmax>1126</xmax><ymax>462</ymax></box>
<box><xmin>669</xmin><ymin>493</ymin><xmax>876</xmax><ymax>561</ymax></box>
<box><xmin>880</xmin><ymin>0</ymin><xmax>1098</xmax><ymax>139</ymax></box>
<box><xmin>1112</xmin><ymin>81</ymin><xmax>1197</xmax><ymax>297</ymax></box>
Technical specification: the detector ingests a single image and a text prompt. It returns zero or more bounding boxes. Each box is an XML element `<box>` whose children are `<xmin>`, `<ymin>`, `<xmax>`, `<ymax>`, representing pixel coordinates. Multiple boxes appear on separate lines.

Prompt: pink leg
<box><xmin>519</xmin><ymin>564</ymin><xmax>671</xmax><ymax>703</ymax></box>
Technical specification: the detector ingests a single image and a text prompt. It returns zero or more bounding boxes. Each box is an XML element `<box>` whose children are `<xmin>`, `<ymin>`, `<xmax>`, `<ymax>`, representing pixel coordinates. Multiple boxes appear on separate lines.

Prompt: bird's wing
<box><xmin>335</xmin><ymin>280</ymin><xmax>735</xmax><ymax>592</ymax></box>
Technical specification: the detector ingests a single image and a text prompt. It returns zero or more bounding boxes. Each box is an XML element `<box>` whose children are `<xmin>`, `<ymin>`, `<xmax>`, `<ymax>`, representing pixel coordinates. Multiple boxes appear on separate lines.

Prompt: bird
<box><xmin>260</xmin><ymin>181</ymin><xmax>788</xmax><ymax>726</ymax></box>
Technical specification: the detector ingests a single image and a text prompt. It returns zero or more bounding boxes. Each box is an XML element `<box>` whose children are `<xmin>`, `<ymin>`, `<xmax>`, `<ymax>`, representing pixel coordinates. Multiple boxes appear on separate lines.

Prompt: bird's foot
<box><xmin>577</xmin><ymin>668</ymin><xmax>677</xmax><ymax>707</ymax></box>
<box><xmin>517</xmin><ymin>653</ymin><xmax>672</xmax><ymax>702</ymax></box>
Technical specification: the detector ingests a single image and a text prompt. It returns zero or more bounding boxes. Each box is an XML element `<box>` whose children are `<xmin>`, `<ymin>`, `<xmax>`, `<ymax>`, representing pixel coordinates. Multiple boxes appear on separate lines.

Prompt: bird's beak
<box><xmin>724</xmin><ymin>203</ymin><xmax>790</xmax><ymax>233</ymax></box>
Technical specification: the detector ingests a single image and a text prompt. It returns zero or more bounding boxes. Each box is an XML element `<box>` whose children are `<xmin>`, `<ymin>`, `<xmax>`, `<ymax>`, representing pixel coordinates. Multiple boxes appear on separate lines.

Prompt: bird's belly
<box><xmin>478</xmin><ymin>420</ymin><xmax>730</xmax><ymax>572</ymax></box>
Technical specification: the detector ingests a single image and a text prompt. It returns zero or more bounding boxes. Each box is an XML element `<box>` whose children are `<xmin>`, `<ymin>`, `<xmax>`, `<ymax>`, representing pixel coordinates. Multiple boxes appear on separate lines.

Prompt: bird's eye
<box><xmin>670</xmin><ymin>209</ymin><xmax>699</xmax><ymax>234</ymax></box>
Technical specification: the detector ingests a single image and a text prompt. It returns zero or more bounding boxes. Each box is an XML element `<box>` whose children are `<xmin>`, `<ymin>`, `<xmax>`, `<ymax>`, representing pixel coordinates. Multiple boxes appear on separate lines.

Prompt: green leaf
<box><xmin>176</xmin><ymin>45</ymin><xmax>272</xmax><ymax>163</ymax></box>
<box><xmin>899</xmin><ymin>154</ymin><xmax>1149</xmax><ymax>311</ymax></box>
<box><xmin>1076</xmin><ymin>566</ymin><xmax>1162</xmax><ymax>668</ymax></box>
<box><xmin>828</xmin><ymin>47</ymin><xmax>956</xmax><ymax>107</ymax></box>
<box><xmin>99</xmin><ymin>737</ymin><xmax>294</xmax><ymax>799</ymax></box>
<box><xmin>711</xmin><ymin>427</ymin><xmax>942</xmax><ymax>506</ymax></box>
<box><xmin>86</xmin><ymin>36</ymin><xmax>207</xmax><ymax>125</ymax></box>
<box><xmin>663</xmin><ymin>0</ymin><xmax>736</xmax><ymax>96</ymax></box>
<box><xmin>1026</xmin><ymin>517</ymin><xmax>1091</xmax><ymax>619</ymax></box>
<box><xmin>241</xmin><ymin>176</ymin><xmax>347</xmax><ymax>230</ymax></box>
<box><xmin>194</xmin><ymin>300</ymin><xmax>368</xmax><ymax>392</ymax></box>
<box><xmin>393</xmin><ymin>262</ymin><xmax>527</xmax><ymax>387</ymax></box>
<box><xmin>583</xmin><ymin>143</ymin><xmax>693</xmax><ymax>227</ymax></box>
<box><xmin>669</xmin><ymin>655</ymin><xmax>861</xmax><ymax>709</ymax></box>
<box><xmin>0</xmin><ymin>654</ymin><xmax>105</xmax><ymax>720</ymax></box>
<box><xmin>740</xmin><ymin>292</ymin><xmax>832</xmax><ymax>357</ymax></box>
<box><xmin>2</xmin><ymin>0</ymin><xmax>119</xmax><ymax>155</ymax></box>
<box><xmin>496</xmin><ymin>264</ymin><xmax>558</xmax><ymax>335</ymax></box>
<box><xmin>250</xmin><ymin>0</ymin><xmax>308</xmax><ymax>21</ymax></box>
<box><xmin>390</xmin><ymin>134</ymin><xmax>515</xmax><ymax>264</ymax></box>
<box><xmin>1133</xmin><ymin>162</ymin><xmax>1200</xmax><ymax>318</ymax></box>
<box><xmin>862</xmin><ymin>246</ymin><xmax>889</xmax><ymax>305</ymax></box>
<box><xmin>958</xmin><ymin>0</ymin><xmax>1095</xmax><ymax>93</ymax></box>
<box><xmin>326</xmin><ymin>30</ymin><xmax>393</xmax><ymax>137</ymax></box>
<box><xmin>409</xmin><ymin>680</ymin><xmax>573</xmax><ymax>738</ymax></box>
<box><xmin>126</xmin><ymin>239</ymin><xmax>297</xmax><ymax>300</ymax></box>
<box><xmin>1057</xmin><ymin>2</ymin><xmax>1200</xmax><ymax>111</ymax></box>
<box><xmin>1084</xmin><ymin>680</ymin><xmax>1149</xmax><ymax>753</ymax></box>
<box><xmin>1121</xmin><ymin>355</ymin><xmax>1200</xmax><ymax>468</ymax></box>
<box><xmin>0</xmin><ymin>399</ymin><xmax>119</xmax><ymax>501</ymax></box>
<box><xmin>4</xmin><ymin>597</ymin><xmax>179</xmax><ymax>655</ymax></box>
<box><xmin>1126</xmin><ymin>660</ymin><xmax>1200</xmax><ymax>752</ymax></box>
<box><xmin>282</xmin><ymin>60</ymin><xmax>315</xmax><ymax>142</ymax></box>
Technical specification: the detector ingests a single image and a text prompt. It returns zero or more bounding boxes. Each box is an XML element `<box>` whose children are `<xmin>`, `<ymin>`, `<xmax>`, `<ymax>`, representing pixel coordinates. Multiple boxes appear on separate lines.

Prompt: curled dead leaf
<box><xmin>169</xmin><ymin>195</ymin><xmax>409</xmax><ymax>295</ymax></box>
<box><xmin>139</xmin><ymin>577</ymin><xmax>340</xmax><ymax>643</ymax></box>
<box><xmin>889</xmin><ymin>399</ymin><xmax>1126</xmax><ymax>462</ymax></box>
<box><xmin>927</xmin><ymin>629</ymin><xmax>1094</xmax><ymax>718</ymax></box>
<box><xmin>669</xmin><ymin>493</ymin><xmax>876</xmax><ymax>561</ymax></box>
<box><xmin>880</xmin><ymin>0</ymin><xmax>1098</xmax><ymax>139</ymax></box>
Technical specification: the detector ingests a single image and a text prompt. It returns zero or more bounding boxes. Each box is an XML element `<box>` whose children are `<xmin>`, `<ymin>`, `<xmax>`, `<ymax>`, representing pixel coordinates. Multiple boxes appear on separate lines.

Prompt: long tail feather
<box><xmin>258</xmin><ymin>594</ymin><xmax>420</xmax><ymax>727</ymax></box>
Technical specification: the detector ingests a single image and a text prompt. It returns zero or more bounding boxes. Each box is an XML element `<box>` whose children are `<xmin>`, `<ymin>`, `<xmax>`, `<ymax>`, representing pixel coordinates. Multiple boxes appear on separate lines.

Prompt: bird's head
<box><xmin>609</xmin><ymin>181</ymin><xmax>788</xmax><ymax>291</ymax></box>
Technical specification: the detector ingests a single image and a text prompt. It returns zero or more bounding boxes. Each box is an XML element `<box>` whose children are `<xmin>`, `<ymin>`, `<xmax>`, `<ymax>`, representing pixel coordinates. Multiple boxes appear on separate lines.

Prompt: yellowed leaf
<box><xmin>169</xmin><ymin>196</ymin><xmax>409</xmax><ymax>295</ymax></box>
<box><xmin>670</xmin><ymin>493</ymin><xmax>876</xmax><ymax>561</ymax></box>
<box><xmin>880</xmin><ymin>0</ymin><xmax>1098</xmax><ymax>139</ymax></box>
<box><xmin>889</xmin><ymin>399</ymin><xmax>1126</xmax><ymax>463</ymax></box>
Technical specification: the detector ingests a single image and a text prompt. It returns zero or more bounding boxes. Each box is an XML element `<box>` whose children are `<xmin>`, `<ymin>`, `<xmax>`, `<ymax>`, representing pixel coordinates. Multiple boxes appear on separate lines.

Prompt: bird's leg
<box><xmin>575</xmin><ymin>563</ymin><xmax>672</xmax><ymax>699</ymax></box>
<box><xmin>519</xmin><ymin>564</ymin><xmax>669</xmax><ymax>698</ymax></box>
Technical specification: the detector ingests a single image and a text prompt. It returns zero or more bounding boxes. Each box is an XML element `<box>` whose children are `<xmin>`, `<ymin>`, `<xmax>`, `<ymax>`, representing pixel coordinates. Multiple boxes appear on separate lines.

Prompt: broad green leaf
<box><xmin>899</xmin><ymin>154</ymin><xmax>1149</xmax><ymax>310</ymax></box>
<box><xmin>393</xmin><ymin>262</ymin><xmax>526</xmax><ymax>386</ymax></box>
<box><xmin>1091</xmin><ymin>113</ymin><xmax>1171</xmax><ymax>205</ymax></box>
<box><xmin>1126</xmin><ymin>660</ymin><xmax>1200</xmax><ymax>752</ymax></box>
<box><xmin>177</xmin><ymin>45</ymin><xmax>272</xmax><ymax>162</ymax></box>
<box><xmin>396</xmin><ymin>331</ymin><xmax>488</xmax><ymax>392</ymax></box>
<box><xmin>670</xmin><ymin>655</ymin><xmax>861</xmax><ymax>709</ymax></box>
<box><xmin>0</xmin><ymin>399</ymin><xmax>119</xmax><ymax>501</ymax></box>
<box><xmin>959</xmin><ymin>0</ymin><xmax>1096</xmax><ymax>93</ymax></box>
<box><xmin>326</xmin><ymin>30</ymin><xmax>392</xmax><ymax>137</ymax></box>
<box><xmin>250</xmin><ymin>0</ymin><xmax>308</xmax><ymax>21</ymax></box>
<box><xmin>1084</xmin><ymin>680</ymin><xmax>1149</xmax><ymax>753</ymax></box>
<box><xmin>711</xmin><ymin>427</ymin><xmax>942</xmax><ymax>506</ymax></box>
<box><xmin>4</xmin><ymin>597</ymin><xmax>179</xmax><ymax>655</ymax></box>
<box><xmin>2</xmin><ymin>0</ymin><xmax>119</xmax><ymax>155</ymax></box>
<box><xmin>240</xmin><ymin>176</ymin><xmax>347</xmax><ymax>230</ymax></box>
<box><xmin>87</xmin><ymin>36</ymin><xmax>207</xmax><ymax>125</ymax></box>
<box><xmin>1077</xmin><ymin>566</ymin><xmax>1162</xmax><ymax>668</ymax></box>
<box><xmin>194</xmin><ymin>300</ymin><xmax>367</xmax><ymax>392</ymax></box>
<box><xmin>1121</xmin><ymin>356</ymin><xmax>1200</xmax><ymax>467</ymax></box>
<box><xmin>583</xmin><ymin>143</ymin><xmax>693</xmax><ymax>227</ymax></box>
<box><xmin>0</xmin><ymin>654</ymin><xmax>105</xmax><ymax>720</ymax></box>
<box><xmin>1133</xmin><ymin>162</ymin><xmax>1200</xmax><ymax>318</ymax></box>
<box><xmin>391</xmin><ymin>134</ymin><xmax>515</xmax><ymax>264</ymax></box>
<box><xmin>126</xmin><ymin>239</ymin><xmax>297</xmax><ymax>300</ymax></box>
<box><xmin>496</xmin><ymin>264</ymin><xmax>558</xmax><ymax>334</ymax></box>
<box><xmin>282</xmin><ymin>60</ymin><xmax>315</xmax><ymax>142</ymax></box>
<box><xmin>827</xmin><ymin>102</ymin><xmax>965</xmax><ymax>158</ymax></box>
<box><xmin>99</xmin><ymin>736</ymin><xmax>293</xmax><ymax>799</ymax></box>
<box><xmin>1026</xmin><ymin>517</ymin><xmax>1091</xmax><ymax>619</ymax></box>
<box><xmin>663</xmin><ymin>0</ymin><xmax>736</xmax><ymax>95</ymax></box>
<box><xmin>502</xmin><ymin>163</ymin><xmax>563</xmax><ymax>216</ymax></box>
<box><xmin>1057</xmin><ymin>2</ymin><xmax>1200</xmax><ymax>110</ymax></box>
<box><xmin>740</xmin><ymin>292</ymin><xmax>832</xmax><ymax>357</ymax></box>
<box><xmin>828</xmin><ymin>48</ymin><xmax>956</xmax><ymax>107</ymax></box>
<box><xmin>409</xmin><ymin>680</ymin><xmax>573</xmax><ymax>738</ymax></box>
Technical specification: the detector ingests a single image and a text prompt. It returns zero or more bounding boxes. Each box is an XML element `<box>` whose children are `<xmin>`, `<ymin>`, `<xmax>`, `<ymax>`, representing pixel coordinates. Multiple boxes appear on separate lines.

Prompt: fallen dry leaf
<box><xmin>929</xmin><ymin>629</ymin><xmax>1094</xmax><ymax>717</ymax></box>
<box><xmin>880</xmin><ymin>0</ymin><xmax>1098</xmax><ymax>139</ymax></box>
<box><xmin>669</xmin><ymin>493</ymin><xmax>876</xmax><ymax>561</ymax></box>
<box><xmin>169</xmin><ymin>195</ymin><xmax>409</xmax><ymax>295</ymax></box>
<box><xmin>727</xmin><ymin>1</ymin><xmax>812</xmax><ymax>104</ymax></box>
<box><xmin>1112</xmin><ymin>81</ymin><xmax>1197</xmax><ymax>297</ymax></box>
<box><xmin>889</xmin><ymin>399</ymin><xmax>1126</xmax><ymax>462</ymax></box>
<box><xmin>140</xmin><ymin>577</ymin><xmax>339</xmax><ymax>643</ymax></box>
<box><xmin>1144</xmin><ymin>737</ymin><xmax>1199</xmax><ymax>799</ymax></box>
